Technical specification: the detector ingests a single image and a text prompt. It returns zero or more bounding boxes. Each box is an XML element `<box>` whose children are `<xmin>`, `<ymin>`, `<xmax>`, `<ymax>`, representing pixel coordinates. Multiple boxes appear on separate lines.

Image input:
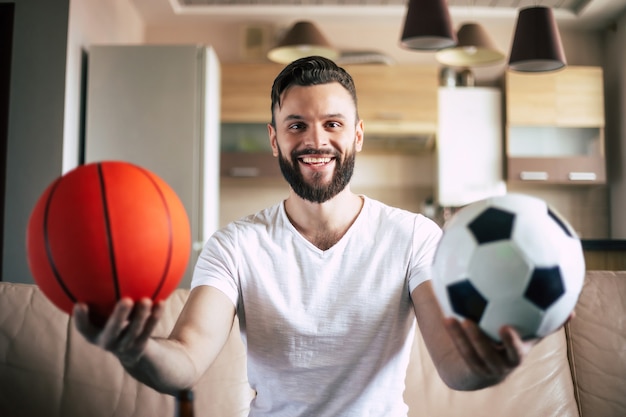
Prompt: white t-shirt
<box><xmin>192</xmin><ymin>196</ymin><xmax>442</xmax><ymax>417</ymax></box>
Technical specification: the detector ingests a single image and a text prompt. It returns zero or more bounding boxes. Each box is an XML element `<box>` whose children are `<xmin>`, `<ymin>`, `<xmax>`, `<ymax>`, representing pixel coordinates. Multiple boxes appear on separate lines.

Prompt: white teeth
<box><xmin>301</xmin><ymin>157</ymin><xmax>332</xmax><ymax>164</ymax></box>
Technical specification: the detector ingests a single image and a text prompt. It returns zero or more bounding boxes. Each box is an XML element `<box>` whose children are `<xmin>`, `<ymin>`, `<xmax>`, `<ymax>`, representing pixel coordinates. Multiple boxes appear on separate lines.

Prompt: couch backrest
<box><xmin>404</xmin><ymin>323</ymin><xmax>578</xmax><ymax>416</ymax></box>
<box><xmin>565</xmin><ymin>271</ymin><xmax>626</xmax><ymax>417</ymax></box>
<box><xmin>1</xmin><ymin>271</ymin><xmax>624</xmax><ymax>417</ymax></box>
<box><xmin>0</xmin><ymin>282</ymin><xmax>257</xmax><ymax>417</ymax></box>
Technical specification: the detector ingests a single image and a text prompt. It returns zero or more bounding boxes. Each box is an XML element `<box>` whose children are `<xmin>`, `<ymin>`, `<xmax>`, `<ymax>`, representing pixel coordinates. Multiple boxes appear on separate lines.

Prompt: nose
<box><xmin>303</xmin><ymin>123</ymin><xmax>329</xmax><ymax>149</ymax></box>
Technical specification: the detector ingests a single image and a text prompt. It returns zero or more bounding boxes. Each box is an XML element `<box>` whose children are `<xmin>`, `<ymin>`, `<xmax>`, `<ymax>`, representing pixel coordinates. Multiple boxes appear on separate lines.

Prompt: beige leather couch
<box><xmin>1</xmin><ymin>271</ymin><xmax>624</xmax><ymax>417</ymax></box>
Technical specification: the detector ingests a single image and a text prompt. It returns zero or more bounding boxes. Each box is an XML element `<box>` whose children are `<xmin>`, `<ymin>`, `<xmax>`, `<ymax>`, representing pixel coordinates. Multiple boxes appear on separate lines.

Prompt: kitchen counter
<box><xmin>582</xmin><ymin>239</ymin><xmax>626</xmax><ymax>250</ymax></box>
<box><xmin>581</xmin><ymin>240</ymin><xmax>626</xmax><ymax>270</ymax></box>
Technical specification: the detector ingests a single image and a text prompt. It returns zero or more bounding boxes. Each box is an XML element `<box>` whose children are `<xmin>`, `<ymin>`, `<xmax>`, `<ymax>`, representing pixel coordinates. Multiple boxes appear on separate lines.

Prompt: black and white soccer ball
<box><xmin>432</xmin><ymin>193</ymin><xmax>585</xmax><ymax>342</ymax></box>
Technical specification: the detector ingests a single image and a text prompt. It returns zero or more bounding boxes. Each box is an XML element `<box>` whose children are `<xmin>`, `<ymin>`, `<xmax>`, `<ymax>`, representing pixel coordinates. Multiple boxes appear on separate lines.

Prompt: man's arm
<box><xmin>74</xmin><ymin>286</ymin><xmax>236</xmax><ymax>395</ymax></box>
<box><xmin>411</xmin><ymin>280</ymin><xmax>535</xmax><ymax>391</ymax></box>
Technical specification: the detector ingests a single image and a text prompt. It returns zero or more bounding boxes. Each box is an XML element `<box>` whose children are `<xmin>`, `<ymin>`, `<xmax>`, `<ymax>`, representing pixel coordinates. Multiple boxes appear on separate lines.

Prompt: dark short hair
<box><xmin>270</xmin><ymin>56</ymin><xmax>359</xmax><ymax>126</ymax></box>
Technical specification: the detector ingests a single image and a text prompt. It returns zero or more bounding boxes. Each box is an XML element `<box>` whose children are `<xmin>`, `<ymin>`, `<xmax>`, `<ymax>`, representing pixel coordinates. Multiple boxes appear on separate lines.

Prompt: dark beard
<box><xmin>277</xmin><ymin>146</ymin><xmax>356</xmax><ymax>204</ymax></box>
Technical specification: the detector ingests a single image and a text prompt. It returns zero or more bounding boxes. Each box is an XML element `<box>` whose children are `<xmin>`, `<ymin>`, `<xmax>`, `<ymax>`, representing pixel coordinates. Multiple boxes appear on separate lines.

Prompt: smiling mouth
<box><xmin>299</xmin><ymin>156</ymin><xmax>334</xmax><ymax>166</ymax></box>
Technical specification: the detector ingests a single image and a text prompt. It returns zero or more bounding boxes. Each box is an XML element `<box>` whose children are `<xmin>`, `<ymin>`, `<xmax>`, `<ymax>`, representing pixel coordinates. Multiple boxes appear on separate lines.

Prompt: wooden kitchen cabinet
<box><xmin>505</xmin><ymin>66</ymin><xmax>606</xmax><ymax>185</ymax></box>
<box><xmin>506</xmin><ymin>66</ymin><xmax>604</xmax><ymax>126</ymax></box>
<box><xmin>507</xmin><ymin>156</ymin><xmax>606</xmax><ymax>183</ymax></box>
<box><xmin>220</xmin><ymin>62</ymin><xmax>438</xmax><ymax>129</ymax></box>
<box><xmin>219</xmin><ymin>62</ymin><xmax>439</xmax><ymax>178</ymax></box>
<box><xmin>219</xmin><ymin>122</ymin><xmax>279</xmax><ymax>178</ymax></box>
<box><xmin>221</xmin><ymin>63</ymin><xmax>283</xmax><ymax>123</ymax></box>
<box><xmin>345</xmin><ymin>64</ymin><xmax>438</xmax><ymax>132</ymax></box>
<box><xmin>220</xmin><ymin>151</ymin><xmax>280</xmax><ymax>178</ymax></box>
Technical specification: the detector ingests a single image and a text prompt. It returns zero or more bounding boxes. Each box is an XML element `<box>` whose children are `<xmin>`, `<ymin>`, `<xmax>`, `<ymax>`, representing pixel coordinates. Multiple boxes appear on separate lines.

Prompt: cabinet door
<box><xmin>346</xmin><ymin>65</ymin><xmax>438</xmax><ymax>128</ymax></box>
<box><xmin>555</xmin><ymin>67</ymin><xmax>604</xmax><ymax>126</ymax></box>
<box><xmin>506</xmin><ymin>66</ymin><xmax>604</xmax><ymax>127</ymax></box>
<box><xmin>559</xmin><ymin>157</ymin><xmax>606</xmax><ymax>183</ymax></box>
<box><xmin>221</xmin><ymin>63</ymin><xmax>438</xmax><ymax>129</ymax></box>
<box><xmin>506</xmin><ymin>71</ymin><xmax>557</xmax><ymax>125</ymax></box>
<box><xmin>505</xmin><ymin>66</ymin><xmax>606</xmax><ymax>185</ymax></box>
<box><xmin>507</xmin><ymin>156</ymin><xmax>606</xmax><ymax>184</ymax></box>
<box><xmin>221</xmin><ymin>63</ymin><xmax>283</xmax><ymax>123</ymax></box>
<box><xmin>507</xmin><ymin>158</ymin><xmax>558</xmax><ymax>182</ymax></box>
<box><xmin>220</xmin><ymin>152</ymin><xmax>281</xmax><ymax>178</ymax></box>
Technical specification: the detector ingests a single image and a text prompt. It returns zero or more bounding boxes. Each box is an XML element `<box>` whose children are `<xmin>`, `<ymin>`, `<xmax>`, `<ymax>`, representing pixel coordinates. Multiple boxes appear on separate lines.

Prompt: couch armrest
<box><xmin>566</xmin><ymin>271</ymin><xmax>626</xmax><ymax>417</ymax></box>
<box><xmin>405</xmin><ymin>325</ymin><xmax>579</xmax><ymax>417</ymax></box>
<box><xmin>0</xmin><ymin>283</ymin><xmax>69</xmax><ymax>417</ymax></box>
<box><xmin>0</xmin><ymin>283</ymin><xmax>254</xmax><ymax>417</ymax></box>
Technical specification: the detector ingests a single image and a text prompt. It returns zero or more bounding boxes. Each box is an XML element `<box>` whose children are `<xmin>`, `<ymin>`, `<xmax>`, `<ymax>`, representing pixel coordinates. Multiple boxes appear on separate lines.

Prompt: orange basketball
<box><xmin>26</xmin><ymin>161</ymin><xmax>191</xmax><ymax>323</ymax></box>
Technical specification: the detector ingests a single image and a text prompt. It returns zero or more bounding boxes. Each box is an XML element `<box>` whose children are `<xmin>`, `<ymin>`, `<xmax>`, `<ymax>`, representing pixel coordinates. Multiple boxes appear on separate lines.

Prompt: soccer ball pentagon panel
<box><xmin>431</xmin><ymin>193</ymin><xmax>585</xmax><ymax>342</ymax></box>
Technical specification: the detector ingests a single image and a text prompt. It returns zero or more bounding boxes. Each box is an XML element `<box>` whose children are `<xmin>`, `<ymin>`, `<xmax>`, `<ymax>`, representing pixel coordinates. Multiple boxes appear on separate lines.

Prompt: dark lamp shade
<box><xmin>400</xmin><ymin>0</ymin><xmax>456</xmax><ymax>51</ymax></box>
<box><xmin>508</xmin><ymin>6</ymin><xmax>567</xmax><ymax>72</ymax></box>
<box><xmin>267</xmin><ymin>21</ymin><xmax>339</xmax><ymax>64</ymax></box>
<box><xmin>435</xmin><ymin>22</ymin><xmax>505</xmax><ymax>67</ymax></box>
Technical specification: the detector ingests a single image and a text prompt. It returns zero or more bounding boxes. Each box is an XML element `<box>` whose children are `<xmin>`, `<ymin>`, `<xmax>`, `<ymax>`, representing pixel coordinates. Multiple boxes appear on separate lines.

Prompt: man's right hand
<box><xmin>73</xmin><ymin>298</ymin><xmax>164</xmax><ymax>366</ymax></box>
<box><xmin>72</xmin><ymin>286</ymin><xmax>236</xmax><ymax>394</ymax></box>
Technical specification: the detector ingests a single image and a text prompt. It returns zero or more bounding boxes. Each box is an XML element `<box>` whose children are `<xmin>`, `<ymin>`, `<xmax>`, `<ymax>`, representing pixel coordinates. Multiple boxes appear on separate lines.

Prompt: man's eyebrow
<box><xmin>326</xmin><ymin>113</ymin><xmax>347</xmax><ymax>120</ymax></box>
<box><xmin>283</xmin><ymin>114</ymin><xmax>304</xmax><ymax>122</ymax></box>
<box><xmin>282</xmin><ymin>113</ymin><xmax>348</xmax><ymax>122</ymax></box>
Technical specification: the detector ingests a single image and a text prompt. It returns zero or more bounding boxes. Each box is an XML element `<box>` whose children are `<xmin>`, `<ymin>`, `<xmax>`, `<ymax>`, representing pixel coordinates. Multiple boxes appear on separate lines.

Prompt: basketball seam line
<box><xmin>98</xmin><ymin>163</ymin><xmax>121</xmax><ymax>301</ymax></box>
<box><xmin>43</xmin><ymin>178</ymin><xmax>77</xmax><ymax>304</ymax></box>
<box><xmin>136</xmin><ymin>166</ymin><xmax>174</xmax><ymax>301</ymax></box>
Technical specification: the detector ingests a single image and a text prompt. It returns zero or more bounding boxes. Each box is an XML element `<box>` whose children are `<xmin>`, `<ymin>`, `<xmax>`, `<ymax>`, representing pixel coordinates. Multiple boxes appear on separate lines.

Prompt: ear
<box><xmin>268</xmin><ymin>123</ymin><xmax>279</xmax><ymax>157</ymax></box>
<box><xmin>355</xmin><ymin>119</ymin><xmax>364</xmax><ymax>152</ymax></box>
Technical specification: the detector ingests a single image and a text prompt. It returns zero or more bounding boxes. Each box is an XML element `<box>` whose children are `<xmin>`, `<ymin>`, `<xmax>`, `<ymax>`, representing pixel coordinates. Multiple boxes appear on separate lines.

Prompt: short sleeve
<box><xmin>191</xmin><ymin>225</ymin><xmax>240</xmax><ymax>306</ymax></box>
<box><xmin>408</xmin><ymin>216</ymin><xmax>442</xmax><ymax>294</ymax></box>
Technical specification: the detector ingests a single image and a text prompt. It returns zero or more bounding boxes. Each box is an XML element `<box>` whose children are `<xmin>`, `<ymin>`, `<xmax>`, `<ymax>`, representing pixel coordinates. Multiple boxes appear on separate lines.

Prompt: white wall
<box><xmin>1</xmin><ymin>0</ymin><xmax>70</xmax><ymax>283</ymax></box>
<box><xmin>2</xmin><ymin>0</ymin><xmax>144</xmax><ymax>283</ymax></box>
<box><xmin>63</xmin><ymin>0</ymin><xmax>144</xmax><ymax>173</ymax></box>
<box><xmin>2</xmin><ymin>0</ymin><xmax>622</xmax><ymax>283</ymax></box>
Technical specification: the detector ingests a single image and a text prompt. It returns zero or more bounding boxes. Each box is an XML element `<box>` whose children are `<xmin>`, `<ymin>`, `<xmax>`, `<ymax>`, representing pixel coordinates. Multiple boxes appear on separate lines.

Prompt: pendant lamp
<box><xmin>400</xmin><ymin>0</ymin><xmax>456</xmax><ymax>51</ymax></box>
<box><xmin>508</xmin><ymin>6</ymin><xmax>567</xmax><ymax>72</ymax></box>
<box><xmin>435</xmin><ymin>22</ymin><xmax>505</xmax><ymax>67</ymax></box>
<box><xmin>267</xmin><ymin>21</ymin><xmax>339</xmax><ymax>64</ymax></box>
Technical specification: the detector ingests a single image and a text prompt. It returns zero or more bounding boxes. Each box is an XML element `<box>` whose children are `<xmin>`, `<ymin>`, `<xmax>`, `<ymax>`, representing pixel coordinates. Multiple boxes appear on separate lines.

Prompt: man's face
<box><xmin>268</xmin><ymin>82</ymin><xmax>364</xmax><ymax>203</ymax></box>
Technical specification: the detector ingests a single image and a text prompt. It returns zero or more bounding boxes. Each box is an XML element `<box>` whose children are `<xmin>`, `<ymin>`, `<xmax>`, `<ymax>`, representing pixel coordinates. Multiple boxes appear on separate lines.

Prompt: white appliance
<box><xmin>84</xmin><ymin>45</ymin><xmax>220</xmax><ymax>289</ymax></box>
<box><xmin>436</xmin><ymin>87</ymin><xmax>506</xmax><ymax>207</ymax></box>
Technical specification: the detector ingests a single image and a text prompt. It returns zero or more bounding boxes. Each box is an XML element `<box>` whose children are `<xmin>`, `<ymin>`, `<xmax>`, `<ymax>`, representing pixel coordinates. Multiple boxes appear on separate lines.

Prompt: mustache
<box><xmin>292</xmin><ymin>148</ymin><xmax>340</xmax><ymax>158</ymax></box>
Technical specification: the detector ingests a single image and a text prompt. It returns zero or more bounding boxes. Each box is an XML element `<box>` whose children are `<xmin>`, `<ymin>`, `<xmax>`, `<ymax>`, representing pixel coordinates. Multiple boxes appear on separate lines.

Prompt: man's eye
<box><xmin>327</xmin><ymin>121</ymin><xmax>341</xmax><ymax>128</ymax></box>
<box><xmin>288</xmin><ymin>123</ymin><xmax>305</xmax><ymax>130</ymax></box>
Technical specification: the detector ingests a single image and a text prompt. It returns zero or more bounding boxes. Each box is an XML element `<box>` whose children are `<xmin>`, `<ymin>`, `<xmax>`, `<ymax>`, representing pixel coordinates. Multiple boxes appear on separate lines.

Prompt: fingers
<box><xmin>446</xmin><ymin>318</ymin><xmax>530</xmax><ymax>380</ymax></box>
<box><xmin>98</xmin><ymin>298</ymin><xmax>140</xmax><ymax>350</ymax></box>
<box><xmin>499</xmin><ymin>326</ymin><xmax>523</xmax><ymax>367</ymax></box>
<box><xmin>567</xmin><ymin>310</ymin><xmax>576</xmax><ymax>322</ymax></box>
<box><xmin>116</xmin><ymin>299</ymin><xmax>164</xmax><ymax>353</ymax></box>
<box><xmin>73</xmin><ymin>303</ymin><xmax>100</xmax><ymax>342</ymax></box>
<box><xmin>446</xmin><ymin>319</ymin><xmax>503</xmax><ymax>376</ymax></box>
<box><xmin>445</xmin><ymin>318</ymin><xmax>490</xmax><ymax>375</ymax></box>
<box><xmin>73</xmin><ymin>298</ymin><xmax>162</xmax><ymax>363</ymax></box>
<box><xmin>499</xmin><ymin>325</ymin><xmax>537</xmax><ymax>366</ymax></box>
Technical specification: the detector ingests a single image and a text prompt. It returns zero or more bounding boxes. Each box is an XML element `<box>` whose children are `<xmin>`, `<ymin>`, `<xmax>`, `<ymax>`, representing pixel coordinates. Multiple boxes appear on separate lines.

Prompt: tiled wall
<box><xmin>218</xmin><ymin>152</ymin><xmax>435</xmax><ymax>226</ymax></box>
<box><xmin>507</xmin><ymin>183</ymin><xmax>609</xmax><ymax>239</ymax></box>
<box><xmin>218</xmin><ymin>153</ymin><xmax>610</xmax><ymax>240</ymax></box>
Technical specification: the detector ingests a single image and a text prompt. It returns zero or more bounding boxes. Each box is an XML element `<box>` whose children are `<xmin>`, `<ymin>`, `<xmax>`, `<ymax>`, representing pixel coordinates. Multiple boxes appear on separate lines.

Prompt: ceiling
<box><xmin>129</xmin><ymin>0</ymin><xmax>626</xmax><ymax>75</ymax></box>
<box><xmin>135</xmin><ymin>0</ymin><xmax>626</xmax><ymax>29</ymax></box>
<box><xmin>179</xmin><ymin>0</ymin><xmax>582</xmax><ymax>6</ymax></box>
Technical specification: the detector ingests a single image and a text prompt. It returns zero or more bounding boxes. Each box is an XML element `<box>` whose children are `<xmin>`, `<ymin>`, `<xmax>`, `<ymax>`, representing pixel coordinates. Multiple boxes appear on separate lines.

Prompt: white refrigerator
<box><xmin>84</xmin><ymin>44</ymin><xmax>220</xmax><ymax>289</ymax></box>
<box><xmin>436</xmin><ymin>87</ymin><xmax>506</xmax><ymax>208</ymax></box>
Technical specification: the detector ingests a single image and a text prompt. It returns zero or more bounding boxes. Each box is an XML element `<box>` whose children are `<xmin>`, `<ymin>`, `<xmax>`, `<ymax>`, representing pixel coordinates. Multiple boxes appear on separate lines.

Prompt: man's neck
<box><xmin>284</xmin><ymin>189</ymin><xmax>364</xmax><ymax>251</ymax></box>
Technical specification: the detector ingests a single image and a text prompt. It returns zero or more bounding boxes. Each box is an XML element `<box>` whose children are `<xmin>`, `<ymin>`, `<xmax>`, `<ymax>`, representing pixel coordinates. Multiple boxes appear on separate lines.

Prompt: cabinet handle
<box><xmin>229</xmin><ymin>167</ymin><xmax>260</xmax><ymax>177</ymax></box>
<box><xmin>520</xmin><ymin>171</ymin><xmax>548</xmax><ymax>181</ymax></box>
<box><xmin>568</xmin><ymin>172</ymin><xmax>597</xmax><ymax>181</ymax></box>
